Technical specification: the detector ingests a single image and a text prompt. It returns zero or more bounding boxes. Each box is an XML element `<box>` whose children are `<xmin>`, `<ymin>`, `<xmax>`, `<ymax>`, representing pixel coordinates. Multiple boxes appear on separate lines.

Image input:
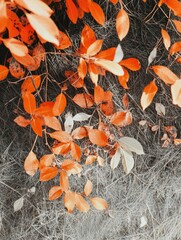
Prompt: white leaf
<box><xmin>73</xmin><ymin>113</ymin><xmax>91</xmax><ymax>122</ymax></box>
<box><xmin>119</xmin><ymin>137</ymin><xmax>144</xmax><ymax>155</ymax></box>
<box><xmin>140</xmin><ymin>215</ymin><xmax>148</xmax><ymax>228</ymax></box>
<box><xmin>121</xmin><ymin>148</ymin><xmax>134</xmax><ymax>174</ymax></box>
<box><xmin>28</xmin><ymin>186</ymin><xmax>36</xmax><ymax>194</ymax></box>
<box><xmin>148</xmin><ymin>47</ymin><xmax>157</xmax><ymax>66</ymax></box>
<box><xmin>14</xmin><ymin>197</ymin><xmax>24</xmax><ymax>212</ymax></box>
<box><xmin>113</xmin><ymin>44</ymin><xmax>124</xmax><ymax>63</ymax></box>
<box><xmin>64</xmin><ymin>112</ymin><xmax>74</xmax><ymax>134</ymax></box>
<box><xmin>155</xmin><ymin>103</ymin><xmax>165</xmax><ymax>116</ymax></box>
<box><xmin>110</xmin><ymin>148</ymin><xmax>122</xmax><ymax>169</ymax></box>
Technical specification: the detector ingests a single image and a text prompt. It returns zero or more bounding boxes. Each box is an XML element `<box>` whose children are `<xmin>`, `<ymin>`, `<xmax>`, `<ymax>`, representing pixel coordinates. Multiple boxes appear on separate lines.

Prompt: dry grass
<box><xmin>0</xmin><ymin>0</ymin><xmax>181</xmax><ymax>239</ymax></box>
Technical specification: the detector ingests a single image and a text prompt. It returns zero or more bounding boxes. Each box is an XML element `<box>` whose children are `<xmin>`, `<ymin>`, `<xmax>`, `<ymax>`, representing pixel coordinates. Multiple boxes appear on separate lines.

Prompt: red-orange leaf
<box><xmin>78</xmin><ymin>0</ymin><xmax>90</xmax><ymax>12</ymax></box>
<box><xmin>24</xmin><ymin>151</ymin><xmax>39</xmax><ymax>176</ymax></box>
<box><xmin>119</xmin><ymin>58</ymin><xmax>141</xmax><ymax>71</ymax></box>
<box><xmin>34</xmin><ymin>102</ymin><xmax>54</xmax><ymax>117</ymax></box>
<box><xmin>14</xmin><ymin>115</ymin><xmax>31</xmax><ymax>127</ymax></box>
<box><xmin>110</xmin><ymin>0</ymin><xmax>118</xmax><ymax>4</ymax></box>
<box><xmin>173</xmin><ymin>20</ymin><xmax>181</xmax><ymax>33</ymax></box>
<box><xmin>21</xmin><ymin>75</ymin><xmax>41</xmax><ymax>93</ymax></box>
<box><xmin>78</xmin><ymin>58</ymin><xmax>87</xmax><ymax>79</ymax></box>
<box><xmin>116</xmin><ymin>9</ymin><xmax>130</xmax><ymax>41</ymax></box>
<box><xmin>90</xmin><ymin>197</ymin><xmax>108</xmax><ymax>210</ymax></box>
<box><xmin>3</xmin><ymin>38</ymin><xmax>28</xmax><ymax>57</ymax></box>
<box><xmin>14</xmin><ymin>0</ymin><xmax>53</xmax><ymax>17</ymax></box>
<box><xmin>95</xmin><ymin>47</ymin><xmax>116</xmax><ymax>61</ymax></box>
<box><xmin>81</xmin><ymin>25</ymin><xmax>96</xmax><ymax>49</ymax></box>
<box><xmin>22</xmin><ymin>91</ymin><xmax>36</xmax><ymax>114</ymax></box>
<box><xmin>20</xmin><ymin>24</ymin><xmax>36</xmax><ymax>45</ymax></box>
<box><xmin>31</xmin><ymin>115</ymin><xmax>44</xmax><ymax>137</ymax></box>
<box><xmin>94</xmin><ymin>85</ymin><xmax>105</xmax><ymax>104</ymax></box>
<box><xmin>87</xmin><ymin>39</ymin><xmax>103</xmax><ymax>56</ymax></box>
<box><xmin>110</xmin><ymin>111</ymin><xmax>132</xmax><ymax>127</ymax></box>
<box><xmin>70</xmin><ymin>142</ymin><xmax>82</xmax><ymax>161</ymax></box>
<box><xmin>49</xmin><ymin>131</ymin><xmax>72</xmax><ymax>143</ymax></box>
<box><xmin>0</xmin><ymin>0</ymin><xmax>7</xmax><ymax>33</ymax></box>
<box><xmin>0</xmin><ymin>65</ymin><xmax>9</xmax><ymax>81</ymax></box>
<box><xmin>88</xmin><ymin>129</ymin><xmax>108</xmax><ymax>147</ymax></box>
<box><xmin>48</xmin><ymin>186</ymin><xmax>63</xmax><ymax>200</ymax></box>
<box><xmin>26</xmin><ymin>13</ymin><xmax>59</xmax><ymax>46</ymax></box>
<box><xmin>52</xmin><ymin>93</ymin><xmax>67</xmax><ymax>116</ymax></box>
<box><xmin>44</xmin><ymin>116</ymin><xmax>62</xmax><ymax>130</ymax></box>
<box><xmin>141</xmin><ymin>80</ymin><xmax>158</xmax><ymax>110</ymax></box>
<box><xmin>73</xmin><ymin>93</ymin><xmax>94</xmax><ymax>108</ymax></box>
<box><xmin>89</xmin><ymin>2</ymin><xmax>105</xmax><ymax>26</ymax></box>
<box><xmin>169</xmin><ymin>42</ymin><xmax>181</xmax><ymax>55</ymax></box>
<box><xmin>64</xmin><ymin>190</ymin><xmax>76</xmax><ymax>213</ymax></box>
<box><xmin>75</xmin><ymin>193</ymin><xmax>90</xmax><ymax>212</ymax></box>
<box><xmin>118</xmin><ymin>67</ymin><xmax>129</xmax><ymax>89</ymax></box>
<box><xmin>152</xmin><ymin>65</ymin><xmax>178</xmax><ymax>84</ymax></box>
<box><xmin>60</xmin><ymin>170</ymin><xmax>69</xmax><ymax>191</ymax></box>
<box><xmin>66</xmin><ymin>0</ymin><xmax>79</xmax><ymax>24</ymax></box>
<box><xmin>56</xmin><ymin>30</ymin><xmax>72</xmax><ymax>49</ymax></box>
<box><xmin>40</xmin><ymin>166</ymin><xmax>58</xmax><ymax>181</ymax></box>
<box><xmin>161</xmin><ymin>29</ymin><xmax>171</xmax><ymax>50</ymax></box>
<box><xmin>158</xmin><ymin>0</ymin><xmax>181</xmax><ymax>17</ymax></box>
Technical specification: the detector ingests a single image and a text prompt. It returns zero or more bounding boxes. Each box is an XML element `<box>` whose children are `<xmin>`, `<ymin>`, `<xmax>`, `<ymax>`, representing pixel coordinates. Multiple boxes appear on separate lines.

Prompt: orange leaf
<box><xmin>40</xmin><ymin>166</ymin><xmax>58</xmax><ymax>181</ymax></box>
<box><xmin>65</xmin><ymin>70</ymin><xmax>84</xmax><ymax>88</ymax></box>
<box><xmin>39</xmin><ymin>154</ymin><xmax>54</xmax><ymax>171</ymax></box>
<box><xmin>161</xmin><ymin>29</ymin><xmax>171</xmax><ymax>50</ymax></box>
<box><xmin>31</xmin><ymin>115</ymin><xmax>44</xmax><ymax>137</ymax></box>
<box><xmin>61</xmin><ymin>159</ymin><xmax>82</xmax><ymax>174</ymax></box>
<box><xmin>44</xmin><ymin>116</ymin><xmax>62</xmax><ymax>130</ymax></box>
<box><xmin>0</xmin><ymin>65</ymin><xmax>9</xmax><ymax>81</ymax></box>
<box><xmin>141</xmin><ymin>80</ymin><xmax>158</xmax><ymax>110</ymax></box>
<box><xmin>174</xmin><ymin>139</ymin><xmax>181</xmax><ymax>145</ymax></box>
<box><xmin>119</xmin><ymin>58</ymin><xmax>141</xmax><ymax>71</ymax></box>
<box><xmin>3</xmin><ymin>38</ymin><xmax>28</xmax><ymax>57</ymax></box>
<box><xmin>73</xmin><ymin>93</ymin><xmax>94</xmax><ymax>108</ymax></box>
<box><xmin>110</xmin><ymin>0</ymin><xmax>118</xmax><ymax>4</ymax></box>
<box><xmin>52</xmin><ymin>142</ymin><xmax>71</xmax><ymax>155</ymax></box>
<box><xmin>95</xmin><ymin>59</ymin><xmax>124</xmax><ymax>76</ymax></box>
<box><xmin>71</xmin><ymin>126</ymin><xmax>88</xmax><ymax>139</ymax></box>
<box><xmin>158</xmin><ymin>0</ymin><xmax>181</xmax><ymax>17</ymax></box>
<box><xmin>116</xmin><ymin>9</ymin><xmax>130</xmax><ymax>41</ymax></box>
<box><xmin>89</xmin><ymin>1</ymin><xmax>105</xmax><ymax>25</ymax></box>
<box><xmin>85</xmin><ymin>155</ymin><xmax>97</xmax><ymax>165</ymax></box>
<box><xmin>22</xmin><ymin>91</ymin><xmax>36</xmax><ymax>114</ymax></box>
<box><xmin>21</xmin><ymin>75</ymin><xmax>41</xmax><ymax>93</ymax></box>
<box><xmin>70</xmin><ymin>142</ymin><xmax>82</xmax><ymax>161</ymax></box>
<box><xmin>94</xmin><ymin>85</ymin><xmax>105</xmax><ymax>104</ymax></box>
<box><xmin>100</xmin><ymin>99</ymin><xmax>114</xmax><ymax>116</ymax></box>
<box><xmin>20</xmin><ymin>24</ymin><xmax>36</xmax><ymax>45</ymax></box>
<box><xmin>52</xmin><ymin>93</ymin><xmax>67</xmax><ymax>116</ymax></box>
<box><xmin>81</xmin><ymin>25</ymin><xmax>96</xmax><ymax>49</ymax></box>
<box><xmin>48</xmin><ymin>186</ymin><xmax>63</xmax><ymax>200</ymax></box>
<box><xmin>78</xmin><ymin>58</ymin><xmax>87</xmax><ymax>79</ymax></box>
<box><xmin>24</xmin><ymin>151</ymin><xmax>39</xmax><ymax>176</ymax></box>
<box><xmin>118</xmin><ymin>67</ymin><xmax>129</xmax><ymax>89</ymax></box>
<box><xmin>152</xmin><ymin>65</ymin><xmax>178</xmax><ymax>84</ymax></box>
<box><xmin>95</xmin><ymin>47</ymin><xmax>116</xmax><ymax>61</ymax></box>
<box><xmin>9</xmin><ymin>58</ymin><xmax>25</xmax><ymax>79</ymax></box>
<box><xmin>49</xmin><ymin>131</ymin><xmax>72</xmax><ymax>143</ymax></box>
<box><xmin>122</xmin><ymin>93</ymin><xmax>129</xmax><ymax>109</ymax></box>
<box><xmin>173</xmin><ymin>20</ymin><xmax>181</xmax><ymax>33</ymax></box>
<box><xmin>88</xmin><ymin>129</ymin><xmax>108</xmax><ymax>147</ymax></box>
<box><xmin>87</xmin><ymin>39</ymin><xmax>103</xmax><ymax>56</ymax></box>
<box><xmin>169</xmin><ymin>42</ymin><xmax>181</xmax><ymax>55</ymax></box>
<box><xmin>60</xmin><ymin>170</ymin><xmax>69</xmax><ymax>191</ymax></box>
<box><xmin>26</xmin><ymin>13</ymin><xmax>59</xmax><ymax>46</ymax></box>
<box><xmin>90</xmin><ymin>197</ymin><xmax>108</xmax><ymax>210</ymax></box>
<box><xmin>66</xmin><ymin>0</ymin><xmax>79</xmax><ymax>24</ymax></box>
<box><xmin>14</xmin><ymin>115</ymin><xmax>31</xmax><ymax>127</ymax></box>
<box><xmin>34</xmin><ymin>102</ymin><xmax>54</xmax><ymax>117</ymax></box>
<box><xmin>84</xmin><ymin>180</ymin><xmax>93</xmax><ymax>196</ymax></box>
<box><xmin>110</xmin><ymin>111</ymin><xmax>132</xmax><ymax>127</ymax></box>
<box><xmin>56</xmin><ymin>30</ymin><xmax>72</xmax><ymax>49</ymax></box>
<box><xmin>78</xmin><ymin>0</ymin><xmax>90</xmax><ymax>12</ymax></box>
<box><xmin>6</xmin><ymin>9</ymin><xmax>22</xmax><ymax>38</ymax></box>
<box><xmin>64</xmin><ymin>190</ymin><xmax>76</xmax><ymax>213</ymax></box>
<box><xmin>0</xmin><ymin>0</ymin><xmax>8</xmax><ymax>33</ymax></box>
<box><xmin>171</xmin><ymin>79</ymin><xmax>181</xmax><ymax>107</ymax></box>
<box><xmin>12</xmin><ymin>53</ymin><xmax>36</xmax><ymax>69</ymax></box>
<box><xmin>14</xmin><ymin>0</ymin><xmax>53</xmax><ymax>17</ymax></box>
<box><xmin>75</xmin><ymin>193</ymin><xmax>90</xmax><ymax>212</ymax></box>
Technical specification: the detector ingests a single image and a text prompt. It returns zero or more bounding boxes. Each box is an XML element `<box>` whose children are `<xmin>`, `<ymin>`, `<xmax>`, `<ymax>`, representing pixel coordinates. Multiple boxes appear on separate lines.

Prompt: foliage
<box><xmin>0</xmin><ymin>0</ymin><xmax>181</xmax><ymax>213</ymax></box>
